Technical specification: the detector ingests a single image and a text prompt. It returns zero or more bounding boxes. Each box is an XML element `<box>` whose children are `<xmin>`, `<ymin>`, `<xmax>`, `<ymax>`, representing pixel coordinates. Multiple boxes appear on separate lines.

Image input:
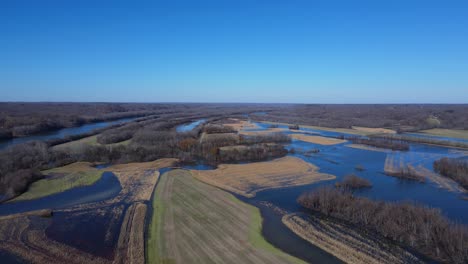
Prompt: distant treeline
<box><xmin>434</xmin><ymin>157</ymin><xmax>468</xmax><ymax>190</ymax></box>
<box><xmin>298</xmin><ymin>187</ymin><xmax>468</xmax><ymax>264</ymax></box>
<box><xmin>250</xmin><ymin>104</ymin><xmax>468</xmax><ymax>131</ymax></box>
<box><xmin>0</xmin><ymin>102</ymin><xmax>276</xmax><ymax>139</ymax></box>
<box><xmin>348</xmin><ymin>137</ymin><xmax>410</xmax><ymax>151</ymax></box>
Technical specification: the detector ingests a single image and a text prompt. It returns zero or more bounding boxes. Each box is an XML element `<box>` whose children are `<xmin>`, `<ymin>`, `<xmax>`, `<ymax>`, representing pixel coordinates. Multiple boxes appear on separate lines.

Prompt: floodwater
<box><xmin>175</xmin><ymin>119</ymin><xmax>205</xmax><ymax>132</ymax></box>
<box><xmin>251</xmin><ymin>121</ymin><xmax>468</xmax><ymax>223</ymax></box>
<box><xmin>0</xmin><ymin>117</ymin><xmax>137</xmax><ymax>150</ymax></box>
<box><xmin>2</xmin><ymin>118</ymin><xmax>467</xmax><ymax>263</ymax></box>
<box><xmin>0</xmin><ymin>172</ymin><xmax>121</xmax><ymax>216</ymax></box>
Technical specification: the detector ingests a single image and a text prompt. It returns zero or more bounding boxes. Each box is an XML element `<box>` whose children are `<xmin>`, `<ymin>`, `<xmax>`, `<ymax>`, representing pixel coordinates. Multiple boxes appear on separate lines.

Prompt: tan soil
<box><xmin>351</xmin><ymin>126</ymin><xmax>396</xmax><ymax>134</ymax></box>
<box><xmin>291</xmin><ymin>134</ymin><xmax>347</xmax><ymax>145</ymax></box>
<box><xmin>113</xmin><ymin>203</ymin><xmax>147</xmax><ymax>264</ymax></box>
<box><xmin>191</xmin><ymin>156</ymin><xmax>335</xmax><ymax>197</ymax></box>
<box><xmin>223</xmin><ymin>118</ymin><xmax>259</xmax><ymax>131</ymax></box>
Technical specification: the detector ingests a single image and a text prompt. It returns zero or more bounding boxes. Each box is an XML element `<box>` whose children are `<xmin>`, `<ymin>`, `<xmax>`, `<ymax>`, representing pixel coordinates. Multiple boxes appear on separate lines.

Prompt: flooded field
<box><xmin>0</xmin><ymin>118</ymin><xmax>467</xmax><ymax>263</ymax></box>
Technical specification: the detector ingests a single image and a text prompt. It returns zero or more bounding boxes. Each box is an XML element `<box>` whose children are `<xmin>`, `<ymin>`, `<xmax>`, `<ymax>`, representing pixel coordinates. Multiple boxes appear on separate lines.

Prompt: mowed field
<box><xmin>147</xmin><ymin>169</ymin><xmax>305</xmax><ymax>264</ymax></box>
<box><xmin>191</xmin><ymin>156</ymin><xmax>335</xmax><ymax>198</ymax></box>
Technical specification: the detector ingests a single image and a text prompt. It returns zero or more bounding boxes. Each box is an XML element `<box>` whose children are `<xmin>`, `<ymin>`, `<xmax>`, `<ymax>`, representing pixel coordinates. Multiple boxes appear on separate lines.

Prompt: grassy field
<box><xmin>291</xmin><ymin>134</ymin><xmax>347</xmax><ymax>145</ymax></box>
<box><xmin>191</xmin><ymin>156</ymin><xmax>335</xmax><ymax>198</ymax></box>
<box><xmin>147</xmin><ymin>169</ymin><xmax>305</xmax><ymax>264</ymax></box>
<box><xmin>418</xmin><ymin>128</ymin><xmax>468</xmax><ymax>139</ymax></box>
<box><xmin>12</xmin><ymin>162</ymin><xmax>102</xmax><ymax>201</ymax></box>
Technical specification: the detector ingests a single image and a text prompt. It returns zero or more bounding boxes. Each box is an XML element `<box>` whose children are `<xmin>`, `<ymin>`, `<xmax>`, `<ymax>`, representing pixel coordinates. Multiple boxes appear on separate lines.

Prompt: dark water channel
<box><xmin>0</xmin><ymin>172</ymin><xmax>121</xmax><ymax>216</ymax></box>
<box><xmin>0</xmin><ymin>117</ymin><xmax>137</xmax><ymax>150</ymax></box>
<box><xmin>175</xmin><ymin>119</ymin><xmax>206</xmax><ymax>132</ymax></box>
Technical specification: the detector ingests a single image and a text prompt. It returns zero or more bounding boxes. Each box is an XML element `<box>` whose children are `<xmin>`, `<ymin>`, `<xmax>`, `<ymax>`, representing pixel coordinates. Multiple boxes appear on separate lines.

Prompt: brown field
<box><xmin>191</xmin><ymin>156</ymin><xmax>335</xmax><ymax>197</ymax></box>
<box><xmin>291</xmin><ymin>134</ymin><xmax>347</xmax><ymax>145</ymax></box>
<box><xmin>223</xmin><ymin>118</ymin><xmax>259</xmax><ymax>131</ymax></box>
<box><xmin>283</xmin><ymin>213</ymin><xmax>424</xmax><ymax>264</ymax></box>
<box><xmin>148</xmin><ymin>169</ymin><xmax>304</xmax><ymax>264</ymax></box>
<box><xmin>351</xmin><ymin>126</ymin><xmax>396</xmax><ymax>134</ymax></box>
<box><xmin>113</xmin><ymin>203</ymin><xmax>147</xmax><ymax>264</ymax></box>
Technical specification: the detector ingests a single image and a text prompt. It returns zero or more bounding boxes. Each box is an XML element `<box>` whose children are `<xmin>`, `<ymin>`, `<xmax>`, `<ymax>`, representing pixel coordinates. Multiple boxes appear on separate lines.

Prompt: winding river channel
<box><xmin>0</xmin><ymin>117</ymin><xmax>137</xmax><ymax>150</ymax></box>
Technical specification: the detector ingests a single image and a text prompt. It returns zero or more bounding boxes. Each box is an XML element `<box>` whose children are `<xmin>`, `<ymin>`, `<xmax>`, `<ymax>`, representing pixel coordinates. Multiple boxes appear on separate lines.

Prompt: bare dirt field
<box><xmin>147</xmin><ymin>169</ymin><xmax>304</xmax><ymax>264</ymax></box>
<box><xmin>291</xmin><ymin>134</ymin><xmax>347</xmax><ymax>145</ymax></box>
<box><xmin>113</xmin><ymin>202</ymin><xmax>147</xmax><ymax>264</ymax></box>
<box><xmin>283</xmin><ymin>213</ymin><xmax>424</xmax><ymax>264</ymax></box>
<box><xmin>191</xmin><ymin>156</ymin><xmax>335</xmax><ymax>197</ymax></box>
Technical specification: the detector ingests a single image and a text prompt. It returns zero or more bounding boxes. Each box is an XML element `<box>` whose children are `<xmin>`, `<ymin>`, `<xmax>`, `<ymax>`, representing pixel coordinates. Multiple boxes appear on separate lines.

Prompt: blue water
<box><xmin>176</xmin><ymin>119</ymin><xmax>206</xmax><ymax>132</ymax></box>
<box><xmin>0</xmin><ymin>172</ymin><xmax>121</xmax><ymax>216</ymax></box>
<box><xmin>247</xmin><ymin>121</ymin><xmax>468</xmax><ymax>224</ymax></box>
<box><xmin>0</xmin><ymin>117</ymin><xmax>137</xmax><ymax>150</ymax></box>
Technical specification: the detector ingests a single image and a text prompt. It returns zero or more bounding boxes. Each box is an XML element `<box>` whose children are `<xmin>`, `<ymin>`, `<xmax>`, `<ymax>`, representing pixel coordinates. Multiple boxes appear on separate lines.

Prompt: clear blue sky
<box><xmin>1</xmin><ymin>0</ymin><xmax>467</xmax><ymax>103</ymax></box>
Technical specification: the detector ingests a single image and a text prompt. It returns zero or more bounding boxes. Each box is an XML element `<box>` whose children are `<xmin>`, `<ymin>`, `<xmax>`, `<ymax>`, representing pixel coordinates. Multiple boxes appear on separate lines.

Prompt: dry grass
<box><xmin>291</xmin><ymin>134</ymin><xmax>347</xmax><ymax>145</ymax></box>
<box><xmin>223</xmin><ymin>118</ymin><xmax>259</xmax><ymax>131</ymax></box>
<box><xmin>191</xmin><ymin>156</ymin><xmax>335</xmax><ymax>197</ymax></box>
<box><xmin>107</xmin><ymin>158</ymin><xmax>178</xmax><ymax>173</ymax></box>
<box><xmin>418</xmin><ymin>128</ymin><xmax>468</xmax><ymax>140</ymax></box>
<box><xmin>147</xmin><ymin>169</ymin><xmax>304</xmax><ymax>264</ymax></box>
<box><xmin>283</xmin><ymin>213</ymin><xmax>424</xmax><ymax>264</ymax></box>
<box><xmin>43</xmin><ymin>162</ymin><xmax>97</xmax><ymax>174</ymax></box>
<box><xmin>351</xmin><ymin>126</ymin><xmax>396</xmax><ymax>134</ymax></box>
<box><xmin>113</xmin><ymin>203</ymin><xmax>147</xmax><ymax>264</ymax></box>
